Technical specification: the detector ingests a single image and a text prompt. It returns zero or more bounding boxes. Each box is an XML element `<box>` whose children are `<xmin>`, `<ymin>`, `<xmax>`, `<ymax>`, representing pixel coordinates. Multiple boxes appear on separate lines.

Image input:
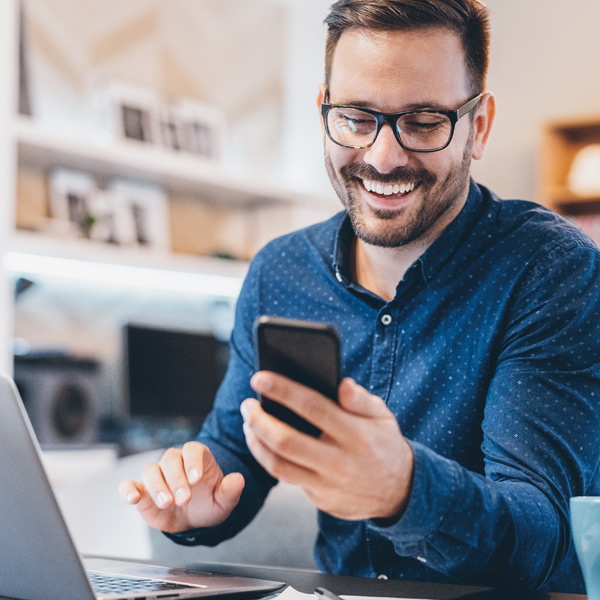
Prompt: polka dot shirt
<box><xmin>171</xmin><ymin>181</ymin><xmax>600</xmax><ymax>594</ymax></box>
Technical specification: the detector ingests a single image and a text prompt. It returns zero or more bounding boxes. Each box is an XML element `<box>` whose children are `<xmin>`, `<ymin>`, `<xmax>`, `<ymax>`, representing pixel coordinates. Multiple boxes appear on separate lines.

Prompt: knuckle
<box><xmin>159</xmin><ymin>447</ymin><xmax>182</xmax><ymax>469</ymax></box>
<box><xmin>141</xmin><ymin>462</ymin><xmax>157</xmax><ymax>478</ymax></box>
<box><xmin>270</xmin><ymin>428</ymin><xmax>295</xmax><ymax>455</ymax></box>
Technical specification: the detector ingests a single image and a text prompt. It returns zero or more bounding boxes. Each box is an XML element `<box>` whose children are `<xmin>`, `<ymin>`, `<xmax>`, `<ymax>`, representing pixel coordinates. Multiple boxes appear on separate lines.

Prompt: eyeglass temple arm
<box><xmin>456</xmin><ymin>93</ymin><xmax>483</xmax><ymax>119</ymax></box>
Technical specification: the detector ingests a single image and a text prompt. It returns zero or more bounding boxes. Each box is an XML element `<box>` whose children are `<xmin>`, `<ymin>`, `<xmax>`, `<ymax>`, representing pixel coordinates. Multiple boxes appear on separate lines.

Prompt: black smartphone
<box><xmin>253</xmin><ymin>315</ymin><xmax>341</xmax><ymax>437</ymax></box>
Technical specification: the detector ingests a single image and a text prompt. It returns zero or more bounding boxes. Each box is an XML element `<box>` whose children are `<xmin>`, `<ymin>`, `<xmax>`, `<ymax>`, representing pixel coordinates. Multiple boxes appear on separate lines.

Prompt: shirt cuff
<box><xmin>369</xmin><ymin>440</ymin><xmax>460</xmax><ymax>539</ymax></box>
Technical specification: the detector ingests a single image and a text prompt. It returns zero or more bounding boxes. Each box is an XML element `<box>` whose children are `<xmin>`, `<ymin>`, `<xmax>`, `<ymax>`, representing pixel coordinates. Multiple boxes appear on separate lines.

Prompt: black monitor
<box><xmin>124</xmin><ymin>324</ymin><xmax>229</xmax><ymax>421</ymax></box>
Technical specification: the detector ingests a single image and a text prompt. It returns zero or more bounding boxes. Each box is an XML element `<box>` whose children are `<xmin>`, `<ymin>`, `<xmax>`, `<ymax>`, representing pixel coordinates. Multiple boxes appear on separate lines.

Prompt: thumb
<box><xmin>214</xmin><ymin>472</ymin><xmax>245</xmax><ymax>514</ymax></box>
<box><xmin>338</xmin><ymin>378</ymin><xmax>390</xmax><ymax>418</ymax></box>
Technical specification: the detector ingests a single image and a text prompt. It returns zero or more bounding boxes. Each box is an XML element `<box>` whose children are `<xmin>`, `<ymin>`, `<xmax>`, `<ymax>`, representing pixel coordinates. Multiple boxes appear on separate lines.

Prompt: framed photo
<box><xmin>102</xmin><ymin>81</ymin><xmax>162</xmax><ymax>144</ymax></box>
<box><xmin>48</xmin><ymin>168</ymin><xmax>98</xmax><ymax>238</ymax></box>
<box><xmin>159</xmin><ymin>105</ymin><xmax>185</xmax><ymax>152</ymax></box>
<box><xmin>108</xmin><ymin>179</ymin><xmax>170</xmax><ymax>251</ymax></box>
<box><xmin>172</xmin><ymin>98</ymin><xmax>226</xmax><ymax>159</ymax></box>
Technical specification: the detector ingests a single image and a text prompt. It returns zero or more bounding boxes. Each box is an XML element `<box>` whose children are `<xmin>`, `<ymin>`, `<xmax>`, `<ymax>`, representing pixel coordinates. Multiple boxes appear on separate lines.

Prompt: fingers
<box><xmin>241</xmin><ymin>411</ymin><xmax>317</xmax><ymax>484</ymax></box>
<box><xmin>119</xmin><ymin>478</ymin><xmax>144</xmax><ymax>505</ymax></box>
<box><xmin>214</xmin><ymin>472</ymin><xmax>245</xmax><ymax>513</ymax></box>
<box><xmin>337</xmin><ymin>378</ymin><xmax>391</xmax><ymax>417</ymax></box>
<box><xmin>121</xmin><ymin>442</ymin><xmax>209</xmax><ymax>510</ymax></box>
<box><xmin>250</xmin><ymin>371</ymin><xmax>344</xmax><ymax>438</ymax></box>
<box><xmin>250</xmin><ymin>372</ymin><xmax>390</xmax><ymax>440</ymax></box>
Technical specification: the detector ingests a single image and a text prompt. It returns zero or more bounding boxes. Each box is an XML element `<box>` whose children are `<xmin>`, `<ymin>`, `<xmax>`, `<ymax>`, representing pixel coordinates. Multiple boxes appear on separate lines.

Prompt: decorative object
<box><xmin>171</xmin><ymin>97</ymin><xmax>226</xmax><ymax>159</ymax></box>
<box><xmin>567</xmin><ymin>144</ymin><xmax>600</xmax><ymax>197</ymax></box>
<box><xmin>107</xmin><ymin>179</ymin><xmax>170</xmax><ymax>250</ymax></box>
<box><xmin>102</xmin><ymin>81</ymin><xmax>162</xmax><ymax>144</ymax></box>
<box><xmin>48</xmin><ymin>168</ymin><xmax>97</xmax><ymax>238</ymax></box>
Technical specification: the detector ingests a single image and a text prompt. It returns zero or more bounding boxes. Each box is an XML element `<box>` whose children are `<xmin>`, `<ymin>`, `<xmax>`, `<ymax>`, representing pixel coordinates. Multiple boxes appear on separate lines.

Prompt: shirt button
<box><xmin>381</xmin><ymin>314</ymin><xmax>392</xmax><ymax>326</ymax></box>
<box><xmin>376</xmin><ymin>574</ymin><xmax>388</xmax><ymax>580</ymax></box>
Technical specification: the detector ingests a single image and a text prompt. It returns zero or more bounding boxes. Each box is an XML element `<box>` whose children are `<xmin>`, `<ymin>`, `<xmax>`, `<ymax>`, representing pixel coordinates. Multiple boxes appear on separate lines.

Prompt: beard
<box><xmin>324</xmin><ymin>130</ymin><xmax>474</xmax><ymax>248</ymax></box>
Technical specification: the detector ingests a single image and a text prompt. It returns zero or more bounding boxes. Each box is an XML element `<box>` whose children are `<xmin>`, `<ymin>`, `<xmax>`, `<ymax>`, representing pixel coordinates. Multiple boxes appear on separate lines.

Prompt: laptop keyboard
<box><xmin>89</xmin><ymin>571</ymin><xmax>194</xmax><ymax>596</ymax></box>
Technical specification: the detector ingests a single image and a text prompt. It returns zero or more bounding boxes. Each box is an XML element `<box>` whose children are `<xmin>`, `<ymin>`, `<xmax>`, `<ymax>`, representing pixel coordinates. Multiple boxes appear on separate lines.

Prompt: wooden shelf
<box><xmin>539</xmin><ymin>115</ymin><xmax>600</xmax><ymax>213</ymax></box>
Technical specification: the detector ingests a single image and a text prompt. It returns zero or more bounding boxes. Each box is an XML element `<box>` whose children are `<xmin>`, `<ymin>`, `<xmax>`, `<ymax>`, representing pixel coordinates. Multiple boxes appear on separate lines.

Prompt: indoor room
<box><xmin>0</xmin><ymin>0</ymin><xmax>599</xmax><ymax>597</ymax></box>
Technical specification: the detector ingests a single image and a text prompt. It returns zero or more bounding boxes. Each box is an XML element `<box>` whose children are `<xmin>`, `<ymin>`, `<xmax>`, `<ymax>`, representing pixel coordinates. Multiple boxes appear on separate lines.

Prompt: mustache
<box><xmin>340</xmin><ymin>163</ymin><xmax>436</xmax><ymax>186</ymax></box>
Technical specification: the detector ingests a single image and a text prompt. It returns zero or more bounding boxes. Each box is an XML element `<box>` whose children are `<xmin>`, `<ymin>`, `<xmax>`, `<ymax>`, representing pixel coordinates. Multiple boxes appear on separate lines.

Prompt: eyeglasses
<box><xmin>320</xmin><ymin>90</ymin><xmax>482</xmax><ymax>153</ymax></box>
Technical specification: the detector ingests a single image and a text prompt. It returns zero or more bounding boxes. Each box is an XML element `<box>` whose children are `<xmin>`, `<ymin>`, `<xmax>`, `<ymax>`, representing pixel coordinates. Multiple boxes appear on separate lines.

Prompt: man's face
<box><xmin>322</xmin><ymin>27</ymin><xmax>479</xmax><ymax>248</ymax></box>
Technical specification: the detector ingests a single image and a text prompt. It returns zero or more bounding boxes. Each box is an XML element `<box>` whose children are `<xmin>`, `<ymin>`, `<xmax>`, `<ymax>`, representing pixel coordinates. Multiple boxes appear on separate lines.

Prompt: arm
<box><xmin>120</xmin><ymin>251</ymin><xmax>278</xmax><ymax>544</ymax></box>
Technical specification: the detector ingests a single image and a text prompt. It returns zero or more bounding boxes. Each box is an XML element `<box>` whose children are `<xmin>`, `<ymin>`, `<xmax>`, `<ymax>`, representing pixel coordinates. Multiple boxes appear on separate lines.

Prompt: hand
<box><xmin>119</xmin><ymin>441</ymin><xmax>245</xmax><ymax>533</ymax></box>
<box><xmin>241</xmin><ymin>373</ymin><xmax>414</xmax><ymax>521</ymax></box>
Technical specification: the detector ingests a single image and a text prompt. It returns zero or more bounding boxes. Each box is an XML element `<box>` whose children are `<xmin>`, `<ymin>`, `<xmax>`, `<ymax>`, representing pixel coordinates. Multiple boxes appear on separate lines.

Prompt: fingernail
<box><xmin>240</xmin><ymin>402</ymin><xmax>249</xmax><ymax>421</ymax></box>
<box><xmin>188</xmin><ymin>468</ymin><xmax>199</xmax><ymax>484</ymax></box>
<box><xmin>157</xmin><ymin>491</ymin><xmax>171</xmax><ymax>507</ymax></box>
<box><xmin>252</xmin><ymin>372</ymin><xmax>272</xmax><ymax>391</ymax></box>
<box><xmin>126</xmin><ymin>491</ymin><xmax>138</xmax><ymax>505</ymax></box>
<box><xmin>259</xmin><ymin>374</ymin><xmax>273</xmax><ymax>390</ymax></box>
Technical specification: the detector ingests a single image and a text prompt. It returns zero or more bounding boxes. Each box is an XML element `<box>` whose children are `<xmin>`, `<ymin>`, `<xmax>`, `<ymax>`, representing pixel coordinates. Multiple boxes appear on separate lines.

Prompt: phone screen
<box><xmin>253</xmin><ymin>316</ymin><xmax>341</xmax><ymax>436</ymax></box>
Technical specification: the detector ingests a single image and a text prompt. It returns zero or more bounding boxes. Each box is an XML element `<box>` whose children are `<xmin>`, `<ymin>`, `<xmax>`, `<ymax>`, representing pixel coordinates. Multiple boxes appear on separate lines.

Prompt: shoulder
<box><xmin>479</xmin><ymin>185</ymin><xmax>599</xmax><ymax>261</ymax></box>
<box><xmin>475</xmin><ymin>186</ymin><xmax>600</xmax><ymax>295</ymax></box>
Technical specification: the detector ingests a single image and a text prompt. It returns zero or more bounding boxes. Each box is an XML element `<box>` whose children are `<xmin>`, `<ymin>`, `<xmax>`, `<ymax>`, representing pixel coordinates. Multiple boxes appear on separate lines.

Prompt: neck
<box><xmin>351</xmin><ymin>193</ymin><xmax>468</xmax><ymax>302</ymax></box>
<box><xmin>352</xmin><ymin>238</ymin><xmax>425</xmax><ymax>302</ymax></box>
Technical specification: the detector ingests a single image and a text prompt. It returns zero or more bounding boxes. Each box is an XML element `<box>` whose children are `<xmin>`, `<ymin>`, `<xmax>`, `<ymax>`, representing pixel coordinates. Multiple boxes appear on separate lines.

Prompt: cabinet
<box><xmin>539</xmin><ymin>115</ymin><xmax>600</xmax><ymax>214</ymax></box>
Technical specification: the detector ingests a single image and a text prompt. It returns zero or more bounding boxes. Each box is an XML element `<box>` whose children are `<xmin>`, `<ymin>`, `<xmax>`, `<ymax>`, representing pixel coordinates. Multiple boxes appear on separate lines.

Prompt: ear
<box><xmin>471</xmin><ymin>92</ymin><xmax>496</xmax><ymax>161</ymax></box>
<box><xmin>317</xmin><ymin>83</ymin><xmax>327</xmax><ymax>134</ymax></box>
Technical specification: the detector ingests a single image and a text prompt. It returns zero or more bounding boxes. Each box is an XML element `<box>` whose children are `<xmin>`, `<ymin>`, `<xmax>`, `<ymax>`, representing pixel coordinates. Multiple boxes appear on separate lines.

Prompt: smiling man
<box><xmin>120</xmin><ymin>1</ymin><xmax>600</xmax><ymax>594</ymax></box>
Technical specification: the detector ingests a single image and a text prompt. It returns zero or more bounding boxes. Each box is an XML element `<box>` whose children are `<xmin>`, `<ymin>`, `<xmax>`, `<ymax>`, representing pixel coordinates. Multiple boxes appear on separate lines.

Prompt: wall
<box><xmin>280</xmin><ymin>0</ymin><xmax>600</xmax><ymax>205</ymax></box>
<box><xmin>460</xmin><ymin>0</ymin><xmax>600</xmax><ymax>202</ymax></box>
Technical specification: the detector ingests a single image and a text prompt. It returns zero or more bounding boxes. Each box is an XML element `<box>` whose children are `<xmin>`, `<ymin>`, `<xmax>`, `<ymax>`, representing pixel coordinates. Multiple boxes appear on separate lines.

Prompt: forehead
<box><xmin>329</xmin><ymin>27</ymin><xmax>470</xmax><ymax>110</ymax></box>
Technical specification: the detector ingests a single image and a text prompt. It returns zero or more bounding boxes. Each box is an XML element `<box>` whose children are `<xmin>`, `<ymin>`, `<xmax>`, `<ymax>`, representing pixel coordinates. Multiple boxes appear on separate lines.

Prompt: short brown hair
<box><xmin>324</xmin><ymin>0</ymin><xmax>490</xmax><ymax>94</ymax></box>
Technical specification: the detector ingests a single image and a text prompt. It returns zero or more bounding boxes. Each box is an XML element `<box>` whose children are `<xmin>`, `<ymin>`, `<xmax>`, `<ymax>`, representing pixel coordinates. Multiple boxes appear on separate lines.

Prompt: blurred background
<box><xmin>0</xmin><ymin>0</ymin><xmax>599</xmax><ymax>562</ymax></box>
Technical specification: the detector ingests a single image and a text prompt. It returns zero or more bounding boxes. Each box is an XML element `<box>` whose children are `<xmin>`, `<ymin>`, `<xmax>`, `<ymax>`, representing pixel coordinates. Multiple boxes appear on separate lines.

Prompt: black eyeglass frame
<box><xmin>320</xmin><ymin>90</ymin><xmax>483</xmax><ymax>153</ymax></box>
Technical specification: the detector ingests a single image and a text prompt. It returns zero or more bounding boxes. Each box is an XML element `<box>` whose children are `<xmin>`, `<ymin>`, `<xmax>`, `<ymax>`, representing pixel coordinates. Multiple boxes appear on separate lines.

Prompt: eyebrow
<box><xmin>329</xmin><ymin>98</ymin><xmax>454</xmax><ymax>113</ymax></box>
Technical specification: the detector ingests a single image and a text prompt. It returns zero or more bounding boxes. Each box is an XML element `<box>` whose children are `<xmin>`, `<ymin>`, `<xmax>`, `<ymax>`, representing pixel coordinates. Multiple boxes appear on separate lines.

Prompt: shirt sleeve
<box><xmin>369</xmin><ymin>241</ymin><xmax>600</xmax><ymax>589</ymax></box>
<box><xmin>165</xmin><ymin>251</ymin><xmax>278</xmax><ymax>547</ymax></box>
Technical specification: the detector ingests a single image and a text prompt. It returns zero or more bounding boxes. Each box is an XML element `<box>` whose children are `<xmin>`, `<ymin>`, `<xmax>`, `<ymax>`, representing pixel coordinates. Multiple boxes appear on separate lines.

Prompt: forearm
<box><xmin>369</xmin><ymin>442</ymin><xmax>565</xmax><ymax>589</ymax></box>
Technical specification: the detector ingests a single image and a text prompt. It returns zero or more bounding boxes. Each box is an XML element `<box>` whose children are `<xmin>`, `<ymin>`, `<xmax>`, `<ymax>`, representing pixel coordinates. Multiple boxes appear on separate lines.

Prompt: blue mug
<box><xmin>571</xmin><ymin>496</ymin><xmax>600</xmax><ymax>600</ymax></box>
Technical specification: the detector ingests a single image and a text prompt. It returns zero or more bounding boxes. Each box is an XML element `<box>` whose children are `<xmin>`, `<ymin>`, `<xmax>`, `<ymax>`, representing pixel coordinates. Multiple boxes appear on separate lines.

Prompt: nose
<box><xmin>363</xmin><ymin>123</ymin><xmax>411</xmax><ymax>174</ymax></box>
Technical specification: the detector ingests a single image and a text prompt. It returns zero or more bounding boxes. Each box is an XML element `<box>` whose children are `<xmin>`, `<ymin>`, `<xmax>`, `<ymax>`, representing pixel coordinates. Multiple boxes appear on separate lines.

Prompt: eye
<box><xmin>331</xmin><ymin>109</ymin><xmax>376</xmax><ymax>135</ymax></box>
<box><xmin>399</xmin><ymin>113</ymin><xmax>449</xmax><ymax>134</ymax></box>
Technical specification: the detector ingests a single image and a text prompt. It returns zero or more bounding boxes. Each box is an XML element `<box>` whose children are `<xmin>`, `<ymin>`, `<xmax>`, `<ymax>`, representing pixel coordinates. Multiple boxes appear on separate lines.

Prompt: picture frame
<box><xmin>102</xmin><ymin>81</ymin><xmax>162</xmax><ymax>145</ymax></box>
<box><xmin>107</xmin><ymin>179</ymin><xmax>170</xmax><ymax>251</ymax></box>
<box><xmin>171</xmin><ymin>98</ymin><xmax>226</xmax><ymax>159</ymax></box>
<box><xmin>48</xmin><ymin>168</ymin><xmax>98</xmax><ymax>238</ymax></box>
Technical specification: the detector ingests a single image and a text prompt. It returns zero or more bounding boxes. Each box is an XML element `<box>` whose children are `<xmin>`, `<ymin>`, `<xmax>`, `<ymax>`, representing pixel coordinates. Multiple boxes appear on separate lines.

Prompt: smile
<box><xmin>361</xmin><ymin>179</ymin><xmax>417</xmax><ymax>196</ymax></box>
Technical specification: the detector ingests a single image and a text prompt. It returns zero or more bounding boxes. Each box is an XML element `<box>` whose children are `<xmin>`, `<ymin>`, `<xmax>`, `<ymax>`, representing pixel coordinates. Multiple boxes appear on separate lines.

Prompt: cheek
<box><xmin>325</xmin><ymin>142</ymin><xmax>364</xmax><ymax>177</ymax></box>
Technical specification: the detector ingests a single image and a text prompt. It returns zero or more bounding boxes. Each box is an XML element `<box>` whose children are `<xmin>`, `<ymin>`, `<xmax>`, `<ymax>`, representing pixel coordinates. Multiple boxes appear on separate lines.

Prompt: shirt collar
<box><xmin>331</xmin><ymin>179</ymin><xmax>486</xmax><ymax>288</ymax></box>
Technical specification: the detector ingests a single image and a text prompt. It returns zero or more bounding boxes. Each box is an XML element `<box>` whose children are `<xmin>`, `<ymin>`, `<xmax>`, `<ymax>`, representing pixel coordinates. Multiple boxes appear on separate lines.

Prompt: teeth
<box><xmin>362</xmin><ymin>179</ymin><xmax>416</xmax><ymax>196</ymax></box>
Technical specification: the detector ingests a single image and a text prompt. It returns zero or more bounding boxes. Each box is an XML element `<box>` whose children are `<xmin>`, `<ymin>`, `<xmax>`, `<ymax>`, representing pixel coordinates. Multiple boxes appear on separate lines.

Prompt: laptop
<box><xmin>0</xmin><ymin>373</ymin><xmax>284</xmax><ymax>600</ymax></box>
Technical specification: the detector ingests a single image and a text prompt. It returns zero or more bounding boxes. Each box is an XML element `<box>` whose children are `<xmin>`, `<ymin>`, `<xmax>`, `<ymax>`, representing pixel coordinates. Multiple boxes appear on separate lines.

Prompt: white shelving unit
<box><xmin>13</xmin><ymin>115</ymin><xmax>301</xmax><ymax>207</ymax></box>
<box><xmin>0</xmin><ymin>0</ymin><xmax>19</xmax><ymax>373</ymax></box>
<box><xmin>1</xmin><ymin>0</ymin><xmax>340</xmax><ymax>373</ymax></box>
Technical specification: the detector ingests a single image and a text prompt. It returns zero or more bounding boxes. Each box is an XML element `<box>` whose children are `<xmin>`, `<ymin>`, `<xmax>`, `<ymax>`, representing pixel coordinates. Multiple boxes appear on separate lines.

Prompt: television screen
<box><xmin>124</xmin><ymin>324</ymin><xmax>229</xmax><ymax>420</ymax></box>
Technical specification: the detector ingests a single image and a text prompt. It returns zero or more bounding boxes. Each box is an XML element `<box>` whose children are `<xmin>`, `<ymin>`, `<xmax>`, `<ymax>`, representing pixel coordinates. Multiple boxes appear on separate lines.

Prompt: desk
<box><xmin>163</xmin><ymin>560</ymin><xmax>586</xmax><ymax>600</ymax></box>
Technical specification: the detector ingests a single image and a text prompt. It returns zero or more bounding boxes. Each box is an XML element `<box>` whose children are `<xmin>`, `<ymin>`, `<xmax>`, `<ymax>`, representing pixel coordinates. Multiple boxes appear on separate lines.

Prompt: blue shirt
<box><xmin>169</xmin><ymin>181</ymin><xmax>600</xmax><ymax>593</ymax></box>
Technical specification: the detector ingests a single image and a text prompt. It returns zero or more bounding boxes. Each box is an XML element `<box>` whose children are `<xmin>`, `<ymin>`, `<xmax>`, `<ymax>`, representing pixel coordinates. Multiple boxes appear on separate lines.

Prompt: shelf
<box><xmin>539</xmin><ymin>114</ymin><xmax>600</xmax><ymax>213</ymax></box>
<box><xmin>545</xmin><ymin>187</ymin><xmax>600</xmax><ymax>211</ymax></box>
<box><xmin>13</xmin><ymin>115</ymin><xmax>296</xmax><ymax>207</ymax></box>
<box><xmin>6</xmin><ymin>230</ymin><xmax>248</xmax><ymax>298</ymax></box>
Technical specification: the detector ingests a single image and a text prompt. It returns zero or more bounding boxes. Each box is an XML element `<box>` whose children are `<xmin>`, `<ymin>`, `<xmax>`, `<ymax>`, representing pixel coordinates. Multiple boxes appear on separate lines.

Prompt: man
<box><xmin>120</xmin><ymin>0</ymin><xmax>600</xmax><ymax>593</ymax></box>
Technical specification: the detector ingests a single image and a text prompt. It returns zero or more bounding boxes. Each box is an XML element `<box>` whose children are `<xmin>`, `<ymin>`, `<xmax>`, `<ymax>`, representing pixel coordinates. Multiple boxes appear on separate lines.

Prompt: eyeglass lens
<box><xmin>327</xmin><ymin>107</ymin><xmax>453</xmax><ymax>151</ymax></box>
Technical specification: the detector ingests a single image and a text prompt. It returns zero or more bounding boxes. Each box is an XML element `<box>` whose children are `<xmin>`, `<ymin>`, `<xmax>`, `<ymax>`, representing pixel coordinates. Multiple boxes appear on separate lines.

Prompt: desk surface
<box><xmin>172</xmin><ymin>560</ymin><xmax>585</xmax><ymax>600</ymax></box>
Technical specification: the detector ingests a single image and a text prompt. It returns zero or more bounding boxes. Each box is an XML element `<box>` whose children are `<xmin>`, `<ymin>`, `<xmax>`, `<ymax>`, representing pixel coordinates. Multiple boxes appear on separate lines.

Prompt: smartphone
<box><xmin>253</xmin><ymin>315</ymin><xmax>341</xmax><ymax>437</ymax></box>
